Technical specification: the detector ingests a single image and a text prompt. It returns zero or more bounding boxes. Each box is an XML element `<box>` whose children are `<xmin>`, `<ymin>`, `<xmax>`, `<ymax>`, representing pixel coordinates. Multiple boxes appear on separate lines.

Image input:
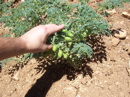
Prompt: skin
<box><xmin>0</xmin><ymin>24</ymin><xmax>64</xmax><ymax>60</ymax></box>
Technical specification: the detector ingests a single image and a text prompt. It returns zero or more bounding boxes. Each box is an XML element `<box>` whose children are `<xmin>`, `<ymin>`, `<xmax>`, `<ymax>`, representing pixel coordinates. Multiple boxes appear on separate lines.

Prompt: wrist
<box><xmin>18</xmin><ymin>37</ymin><xmax>29</xmax><ymax>53</ymax></box>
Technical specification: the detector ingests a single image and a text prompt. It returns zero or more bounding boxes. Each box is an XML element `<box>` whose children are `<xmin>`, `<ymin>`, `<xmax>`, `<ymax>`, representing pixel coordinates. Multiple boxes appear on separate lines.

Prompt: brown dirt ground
<box><xmin>0</xmin><ymin>0</ymin><xmax>130</xmax><ymax>97</ymax></box>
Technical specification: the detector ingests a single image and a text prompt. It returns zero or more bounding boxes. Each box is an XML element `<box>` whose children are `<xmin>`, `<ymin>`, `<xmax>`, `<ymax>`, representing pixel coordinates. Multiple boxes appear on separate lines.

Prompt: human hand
<box><xmin>20</xmin><ymin>24</ymin><xmax>64</xmax><ymax>53</ymax></box>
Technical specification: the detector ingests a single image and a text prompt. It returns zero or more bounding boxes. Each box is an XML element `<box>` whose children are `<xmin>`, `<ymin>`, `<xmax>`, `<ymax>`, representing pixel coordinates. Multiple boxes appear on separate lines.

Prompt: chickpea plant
<box><xmin>98</xmin><ymin>0</ymin><xmax>130</xmax><ymax>11</ymax></box>
<box><xmin>0</xmin><ymin>0</ymin><xmax>110</xmax><ymax>68</ymax></box>
<box><xmin>0</xmin><ymin>0</ymin><xmax>13</xmax><ymax>17</ymax></box>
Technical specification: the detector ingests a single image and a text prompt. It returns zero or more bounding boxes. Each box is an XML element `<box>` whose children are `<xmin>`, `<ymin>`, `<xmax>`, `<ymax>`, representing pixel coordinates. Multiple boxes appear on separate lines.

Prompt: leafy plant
<box><xmin>122</xmin><ymin>0</ymin><xmax>130</xmax><ymax>3</ymax></box>
<box><xmin>0</xmin><ymin>0</ymin><xmax>110</xmax><ymax>68</ymax></box>
<box><xmin>0</xmin><ymin>0</ymin><xmax>13</xmax><ymax>17</ymax></box>
<box><xmin>98</xmin><ymin>0</ymin><xmax>130</xmax><ymax>11</ymax></box>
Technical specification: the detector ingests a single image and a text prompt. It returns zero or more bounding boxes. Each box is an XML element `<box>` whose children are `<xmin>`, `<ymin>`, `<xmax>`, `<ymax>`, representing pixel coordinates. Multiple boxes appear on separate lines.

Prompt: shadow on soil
<box><xmin>25</xmin><ymin>35</ymin><xmax>107</xmax><ymax>97</ymax></box>
<box><xmin>25</xmin><ymin>59</ymin><xmax>93</xmax><ymax>97</ymax></box>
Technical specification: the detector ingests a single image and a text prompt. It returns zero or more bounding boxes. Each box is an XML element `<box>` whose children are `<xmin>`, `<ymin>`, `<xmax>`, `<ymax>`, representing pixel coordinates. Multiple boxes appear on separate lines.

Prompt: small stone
<box><xmin>111</xmin><ymin>37</ymin><xmax>120</xmax><ymax>46</ymax></box>
<box><xmin>106</xmin><ymin>9</ymin><xmax>116</xmax><ymax>14</ymax></box>
<box><xmin>114</xmin><ymin>29</ymin><xmax>127</xmax><ymax>39</ymax></box>
<box><xmin>77</xmin><ymin>74</ymin><xmax>83</xmax><ymax>80</ymax></box>
<box><xmin>115</xmin><ymin>81</ymin><xmax>120</xmax><ymax>86</ymax></box>
<box><xmin>12</xmin><ymin>71</ymin><xmax>19</xmax><ymax>81</ymax></box>
<box><xmin>122</xmin><ymin>12</ymin><xmax>130</xmax><ymax>19</ymax></box>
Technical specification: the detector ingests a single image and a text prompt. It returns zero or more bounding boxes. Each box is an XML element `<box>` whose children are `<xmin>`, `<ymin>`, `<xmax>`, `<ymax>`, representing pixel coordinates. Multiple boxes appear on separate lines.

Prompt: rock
<box><xmin>114</xmin><ymin>29</ymin><xmax>127</xmax><ymax>39</ymax></box>
<box><xmin>12</xmin><ymin>71</ymin><xmax>19</xmax><ymax>81</ymax></box>
<box><xmin>111</xmin><ymin>37</ymin><xmax>120</xmax><ymax>46</ymax></box>
<box><xmin>77</xmin><ymin>74</ymin><xmax>83</xmax><ymax>80</ymax></box>
<box><xmin>106</xmin><ymin>9</ymin><xmax>116</xmax><ymax>14</ymax></box>
<box><xmin>122</xmin><ymin>12</ymin><xmax>130</xmax><ymax>19</ymax></box>
<box><xmin>115</xmin><ymin>81</ymin><xmax>120</xmax><ymax>86</ymax></box>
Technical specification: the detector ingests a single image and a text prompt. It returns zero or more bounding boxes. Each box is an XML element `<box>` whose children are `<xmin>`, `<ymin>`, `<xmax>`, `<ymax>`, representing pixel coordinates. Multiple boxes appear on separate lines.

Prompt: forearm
<box><xmin>0</xmin><ymin>37</ymin><xmax>27</xmax><ymax>60</ymax></box>
<box><xmin>0</xmin><ymin>24</ymin><xmax>64</xmax><ymax>60</ymax></box>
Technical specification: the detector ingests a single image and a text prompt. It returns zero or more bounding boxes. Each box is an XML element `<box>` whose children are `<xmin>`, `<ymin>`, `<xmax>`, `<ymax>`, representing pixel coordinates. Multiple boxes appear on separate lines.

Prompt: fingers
<box><xmin>46</xmin><ymin>44</ymin><xmax>52</xmax><ymax>50</ymax></box>
<box><xmin>41</xmin><ymin>44</ymin><xmax>52</xmax><ymax>52</ymax></box>
<box><xmin>45</xmin><ymin>24</ymin><xmax>65</xmax><ymax>35</ymax></box>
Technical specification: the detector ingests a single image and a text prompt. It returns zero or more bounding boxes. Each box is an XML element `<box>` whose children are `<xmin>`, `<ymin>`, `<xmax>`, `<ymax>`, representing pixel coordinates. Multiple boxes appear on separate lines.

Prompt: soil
<box><xmin>0</xmin><ymin>0</ymin><xmax>130</xmax><ymax>97</ymax></box>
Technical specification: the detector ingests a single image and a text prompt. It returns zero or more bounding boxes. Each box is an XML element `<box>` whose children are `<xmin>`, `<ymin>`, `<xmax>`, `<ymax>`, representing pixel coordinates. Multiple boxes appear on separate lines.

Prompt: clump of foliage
<box><xmin>0</xmin><ymin>0</ymin><xmax>14</xmax><ymax>17</ymax></box>
<box><xmin>0</xmin><ymin>0</ymin><xmax>110</xmax><ymax>68</ymax></box>
<box><xmin>98</xmin><ymin>0</ymin><xmax>130</xmax><ymax>11</ymax></box>
<box><xmin>122</xmin><ymin>0</ymin><xmax>130</xmax><ymax>3</ymax></box>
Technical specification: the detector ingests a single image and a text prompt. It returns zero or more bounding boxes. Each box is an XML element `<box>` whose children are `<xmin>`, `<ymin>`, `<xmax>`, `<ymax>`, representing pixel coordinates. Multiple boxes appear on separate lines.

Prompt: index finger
<box><xmin>45</xmin><ymin>24</ymin><xmax>65</xmax><ymax>35</ymax></box>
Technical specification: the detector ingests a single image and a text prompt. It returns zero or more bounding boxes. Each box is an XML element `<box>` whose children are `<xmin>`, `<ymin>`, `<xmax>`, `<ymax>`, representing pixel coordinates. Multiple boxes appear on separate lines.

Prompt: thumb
<box><xmin>44</xmin><ymin>44</ymin><xmax>52</xmax><ymax>51</ymax></box>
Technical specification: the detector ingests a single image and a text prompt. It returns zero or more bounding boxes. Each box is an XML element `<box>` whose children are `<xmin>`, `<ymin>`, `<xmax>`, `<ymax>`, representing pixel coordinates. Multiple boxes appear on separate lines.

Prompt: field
<box><xmin>0</xmin><ymin>0</ymin><xmax>130</xmax><ymax>97</ymax></box>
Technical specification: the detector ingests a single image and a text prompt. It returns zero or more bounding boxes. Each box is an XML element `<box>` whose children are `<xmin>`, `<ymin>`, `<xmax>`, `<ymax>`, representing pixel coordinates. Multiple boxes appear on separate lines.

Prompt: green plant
<box><xmin>0</xmin><ymin>0</ymin><xmax>4</xmax><ymax>4</ymax></box>
<box><xmin>0</xmin><ymin>0</ymin><xmax>13</xmax><ymax>17</ymax></box>
<box><xmin>98</xmin><ymin>0</ymin><xmax>130</xmax><ymax>11</ymax></box>
<box><xmin>122</xmin><ymin>0</ymin><xmax>130</xmax><ymax>3</ymax></box>
<box><xmin>0</xmin><ymin>0</ymin><xmax>110</xmax><ymax>68</ymax></box>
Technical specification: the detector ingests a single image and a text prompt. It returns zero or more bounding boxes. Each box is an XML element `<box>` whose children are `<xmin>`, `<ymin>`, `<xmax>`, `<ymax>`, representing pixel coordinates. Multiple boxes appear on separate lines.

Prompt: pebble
<box><xmin>115</xmin><ymin>81</ymin><xmax>120</xmax><ymax>86</ymax></box>
<box><xmin>122</xmin><ymin>12</ymin><xmax>130</xmax><ymax>19</ymax></box>
<box><xmin>114</xmin><ymin>29</ymin><xmax>127</xmax><ymax>39</ymax></box>
<box><xmin>77</xmin><ymin>74</ymin><xmax>83</xmax><ymax>80</ymax></box>
<box><xmin>12</xmin><ymin>72</ymin><xmax>19</xmax><ymax>81</ymax></box>
<box><xmin>106</xmin><ymin>9</ymin><xmax>116</xmax><ymax>14</ymax></box>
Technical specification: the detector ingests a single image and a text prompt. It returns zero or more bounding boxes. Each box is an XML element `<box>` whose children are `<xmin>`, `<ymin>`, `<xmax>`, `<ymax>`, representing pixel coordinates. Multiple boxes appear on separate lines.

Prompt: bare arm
<box><xmin>0</xmin><ymin>37</ymin><xmax>26</xmax><ymax>60</ymax></box>
<box><xmin>0</xmin><ymin>24</ymin><xmax>64</xmax><ymax>60</ymax></box>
